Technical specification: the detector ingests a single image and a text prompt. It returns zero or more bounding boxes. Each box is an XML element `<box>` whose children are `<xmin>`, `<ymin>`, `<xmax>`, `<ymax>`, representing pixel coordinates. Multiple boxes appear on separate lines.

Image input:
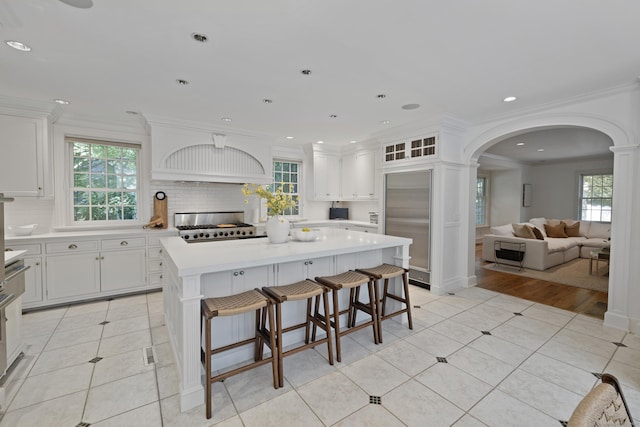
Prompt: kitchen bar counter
<box><xmin>160</xmin><ymin>228</ymin><xmax>411</xmax><ymax>412</ymax></box>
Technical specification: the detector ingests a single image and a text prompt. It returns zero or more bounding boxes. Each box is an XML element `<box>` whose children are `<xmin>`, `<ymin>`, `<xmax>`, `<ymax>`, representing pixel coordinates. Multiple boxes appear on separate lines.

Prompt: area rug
<box><xmin>483</xmin><ymin>258</ymin><xmax>609</xmax><ymax>293</ymax></box>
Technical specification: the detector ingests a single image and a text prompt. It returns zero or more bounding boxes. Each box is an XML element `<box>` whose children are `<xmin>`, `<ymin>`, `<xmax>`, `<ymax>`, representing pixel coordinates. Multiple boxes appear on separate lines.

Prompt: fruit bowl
<box><xmin>291</xmin><ymin>228</ymin><xmax>320</xmax><ymax>242</ymax></box>
<box><xmin>9</xmin><ymin>223</ymin><xmax>38</xmax><ymax>236</ymax></box>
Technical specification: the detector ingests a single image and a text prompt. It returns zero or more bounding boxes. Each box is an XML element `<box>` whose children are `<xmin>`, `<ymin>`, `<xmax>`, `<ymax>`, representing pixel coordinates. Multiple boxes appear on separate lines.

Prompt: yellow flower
<box><xmin>242</xmin><ymin>183</ymin><xmax>297</xmax><ymax>216</ymax></box>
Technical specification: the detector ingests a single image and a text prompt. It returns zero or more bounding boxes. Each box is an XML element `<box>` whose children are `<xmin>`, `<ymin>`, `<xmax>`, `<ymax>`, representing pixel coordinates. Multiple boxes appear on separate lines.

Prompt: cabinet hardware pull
<box><xmin>159</xmin><ymin>249</ymin><xmax>163</xmax><ymax>253</ymax></box>
<box><xmin>101</xmin><ymin>256</ymin><xmax>105</xmax><ymax>260</ymax></box>
<box><xmin>38</xmin><ymin>186</ymin><xmax>42</xmax><ymax>191</ymax></box>
<box><xmin>121</xmin><ymin>241</ymin><xmax>128</xmax><ymax>246</ymax></box>
<box><xmin>304</xmin><ymin>261</ymin><xmax>308</xmax><ymax>265</ymax></box>
<box><xmin>160</xmin><ymin>275</ymin><xmax>163</xmax><ymax>279</ymax></box>
<box><xmin>96</xmin><ymin>257</ymin><xmax>99</xmax><ymax>260</ymax></box>
<box><xmin>239</xmin><ymin>271</ymin><xmax>244</xmax><ymax>275</ymax></box>
<box><xmin>69</xmin><ymin>244</ymin><xmax>78</xmax><ymax>249</ymax></box>
<box><xmin>159</xmin><ymin>261</ymin><xmax>163</xmax><ymax>266</ymax></box>
<box><xmin>309</xmin><ymin>260</ymin><xmax>313</xmax><ymax>265</ymax></box>
<box><xmin>36</xmin><ymin>262</ymin><xmax>40</xmax><ymax>266</ymax></box>
<box><xmin>233</xmin><ymin>272</ymin><xmax>239</xmax><ymax>276</ymax></box>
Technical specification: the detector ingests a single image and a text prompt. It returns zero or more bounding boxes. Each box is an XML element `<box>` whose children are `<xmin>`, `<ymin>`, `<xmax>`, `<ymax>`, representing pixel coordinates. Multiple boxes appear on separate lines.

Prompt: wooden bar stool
<box><xmin>262</xmin><ymin>279</ymin><xmax>334</xmax><ymax>387</ymax></box>
<box><xmin>356</xmin><ymin>264</ymin><xmax>412</xmax><ymax>343</ymax></box>
<box><xmin>201</xmin><ymin>289</ymin><xmax>278</xmax><ymax>419</ymax></box>
<box><xmin>315</xmin><ymin>271</ymin><xmax>379</xmax><ymax>362</ymax></box>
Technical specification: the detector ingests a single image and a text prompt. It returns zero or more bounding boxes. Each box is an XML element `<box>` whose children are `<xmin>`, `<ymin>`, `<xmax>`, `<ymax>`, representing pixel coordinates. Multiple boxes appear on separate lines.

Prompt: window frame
<box><xmin>270</xmin><ymin>159</ymin><xmax>302</xmax><ymax>217</ymax></box>
<box><xmin>67</xmin><ymin>136</ymin><xmax>141</xmax><ymax>226</ymax></box>
<box><xmin>475</xmin><ymin>175</ymin><xmax>489</xmax><ymax>226</ymax></box>
<box><xmin>578</xmin><ymin>172</ymin><xmax>613</xmax><ymax>223</ymax></box>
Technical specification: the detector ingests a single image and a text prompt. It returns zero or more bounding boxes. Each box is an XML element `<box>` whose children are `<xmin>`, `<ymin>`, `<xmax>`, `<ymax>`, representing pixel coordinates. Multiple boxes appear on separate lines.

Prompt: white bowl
<box><xmin>291</xmin><ymin>228</ymin><xmax>320</xmax><ymax>242</ymax></box>
<box><xmin>9</xmin><ymin>224</ymin><xmax>38</xmax><ymax>236</ymax></box>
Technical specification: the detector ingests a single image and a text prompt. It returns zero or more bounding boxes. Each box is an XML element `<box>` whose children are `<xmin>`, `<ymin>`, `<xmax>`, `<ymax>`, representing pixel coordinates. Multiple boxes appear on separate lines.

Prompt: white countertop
<box><xmin>5</xmin><ymin>227</ymin><xmax>178</xmax><ymax>243</ymax></box>
<box><xmin>161</xmin><ymin>228</ymin><xmax>411</xmax><ymax>277</ymax></box>
<box><xmin>4</xmin><ymin>250</ymin><xmax>27</xmax><ymax>266</ymax></box>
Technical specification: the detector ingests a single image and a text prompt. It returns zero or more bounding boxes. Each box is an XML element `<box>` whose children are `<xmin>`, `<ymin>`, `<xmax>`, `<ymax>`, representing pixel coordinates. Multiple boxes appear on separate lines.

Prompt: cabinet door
<box><xmin>0</xmin><ymin>115</ymin><xmax>43</xmax><ymax>196</ymax></box>
<box><xmin>355</xmin><ymin>151</ymin><xmax>376</xmax><ymax>200</ymax></box>
<box><xmin>4</xmin><ymin>296</ymin><xmax>23</xmax><ymax>368</ymax></box>
<box><xmin>46</xmin><ymin>253</ymin><xmax>101</xmax><ymax>300</ymax></box>
<box><xmin>101</xmin><ymin>248</ymin><xmax>147</xmax><ymax>292</ymax></box>
<box><xmin>276</xmin><ymin>256</ymin><xmax>333</xmax><ymax>284</ymax></box>
<box><xmin>340</xmin><ymin>154</ymin><xmax>357</xmax><ymax>200</ymax></box>
<box><xmin>22</xmin><ymin>257</ymin><xmax>43</xmax><ymax>306</ymax></box>
<box><xmin>313</xmin><ymin>153</ymin><xmax>340</xmax><ymax>200</ymax></box>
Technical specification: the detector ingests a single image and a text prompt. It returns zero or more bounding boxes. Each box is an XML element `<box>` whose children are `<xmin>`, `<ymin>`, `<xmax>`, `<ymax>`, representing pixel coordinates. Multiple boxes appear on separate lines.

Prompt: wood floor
<box><xmin>474</xmin><ymin>244</ymin><xmax>608</xmax><ymax>319</ymax></box>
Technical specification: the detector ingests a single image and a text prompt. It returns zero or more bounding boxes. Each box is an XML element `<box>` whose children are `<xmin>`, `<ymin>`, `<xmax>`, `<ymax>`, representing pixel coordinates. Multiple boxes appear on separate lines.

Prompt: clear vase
<box><xmin>266</xmin><ymin>216</ymin><xmax>290</xmax><ymax>244</ymax></box>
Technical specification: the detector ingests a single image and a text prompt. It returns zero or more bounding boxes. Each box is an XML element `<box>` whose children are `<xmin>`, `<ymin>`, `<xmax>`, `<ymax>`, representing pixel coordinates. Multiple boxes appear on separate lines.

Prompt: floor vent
<box><xmin>558</xmin><ymin>421</ymin><xmax>568</xmax><ymax>426</ymax></box>
<box><xmin>369</xmin><ymin>396</ymin><xmax>381</xmax><ymax>405</ymax></box>
<box><xmin>513</xmin><ymin>312</ymin><xmax>523</xmax><ymax>316</ymax></box>
<box><xmin>143</xmin><ymin>346</ymin><xmax>157</xmax><ymax>366</ymax></box>
<box><xmin>612</xmin><ymin>342</ymin><xmax>627</xmax><ymax>347</ymax></box>
<box><xmin>99</xmin><ymin>321</ymin><xmax>110</xmax><ymax>325</ymax></box>
<box><xmin>88</xmin><ymin>357</ymin><xmax>103</xmax><ymax>364</ymax></box>
<box><xmin>481</xmin><ymin>331</ymin><xmax>491</xmax><ymax>335</ymax></box>
<box><xmin>437</xmin><ymin>357</ymin><xmax>448</xmax><ymax>363</ymax></box>
<box><xmin>76</xmin><ymin>422</ymin><xmax>91</xmax><ymax>427</ymax></box>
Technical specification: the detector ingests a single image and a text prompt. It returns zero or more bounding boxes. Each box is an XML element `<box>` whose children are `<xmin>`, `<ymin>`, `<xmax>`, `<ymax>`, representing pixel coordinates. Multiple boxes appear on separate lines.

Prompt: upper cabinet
<box><xmin>383</xmin><ymin>134</ymin><xmax>438</xmax><ymax>165</ymax></box>
<box><xmin>0</xmin><ymin>106</ymin><xmax>55</xmax><ymax>197</ymax></box>
<box><xmin>313</xmin><ymin>152</ymin><xmax>340</xmax><ymax>200</ymax></box>
<box><xmin>340</xmin><ymin>150</ymin><xmax>376</xmax><ymax>200</ymax></box>
<box><xmin>145</xmin><ymin>116</ymin><xmax>273</xmax><ymax>184</ymax></box>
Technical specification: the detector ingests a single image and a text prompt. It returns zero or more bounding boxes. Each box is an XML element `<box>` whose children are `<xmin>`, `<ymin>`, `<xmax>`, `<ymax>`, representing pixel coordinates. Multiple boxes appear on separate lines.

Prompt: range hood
<box><xmin>145</xmin><ymin>115</ymin><xmax>272</xmax><ymax>184</ymax></box>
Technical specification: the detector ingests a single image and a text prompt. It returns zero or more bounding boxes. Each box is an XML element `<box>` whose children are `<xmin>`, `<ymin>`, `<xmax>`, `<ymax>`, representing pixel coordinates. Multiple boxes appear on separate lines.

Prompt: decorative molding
<box><xmin>163</xmin><ymin>144</ymin><xmax>265</xmax><ymax>176</ymax></box>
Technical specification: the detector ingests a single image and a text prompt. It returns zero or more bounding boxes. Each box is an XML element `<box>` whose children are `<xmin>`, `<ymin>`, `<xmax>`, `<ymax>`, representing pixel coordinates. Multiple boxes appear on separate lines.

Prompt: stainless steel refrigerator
<box><xmin>384</xmin><ymin>170</ymin><xmax>431</xmax><ymax>288</ymax></box>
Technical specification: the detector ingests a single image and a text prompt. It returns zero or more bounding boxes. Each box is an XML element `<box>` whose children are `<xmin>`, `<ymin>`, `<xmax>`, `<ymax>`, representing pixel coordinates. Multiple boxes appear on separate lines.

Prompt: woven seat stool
<box><xmin>315</xmin><ymin>271</ymin><xmax>379</xmax><ymax>362</ymax></box>
<box><xmin>201</xmin><ymin>289</ymin><xmax>278</xmax><ymax>419</ymax></box>
<box><xmin>356</xmin><ymin>264</ymin><xmax>412</xmax><ymax>343</ymax></box>
<box><xmin>262</xmin><ymin>279</ymin><xmax>334</xmax><ymax>387</ymax></box>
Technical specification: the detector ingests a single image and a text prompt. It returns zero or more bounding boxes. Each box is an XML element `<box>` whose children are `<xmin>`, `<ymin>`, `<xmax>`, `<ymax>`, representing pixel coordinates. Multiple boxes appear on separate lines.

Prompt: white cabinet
<box><xmin>0</xmin><ymin>115</ymin><xmax>45</xmax><ymax>196</ymax></box>
<box><xmin>101</xmin><ymin>248</ymin><xmax>147</xmax><ymax>292</ymax></box>
<box><xmin>276</xmin><ymin>256</ymin><xmax>333</xmax><ymax>284</ymax></box>
<box><xmin>313</xmin><ymin>152</ymin><xmax>340</xmax><ymax>200</ymax></box>
<box><xmin>46</xmin><ymin>252</ymin><xmax>101</xmax><ymax>300</ymax></box>
<box><xmin>340</xmin><ymin>151</ymin><xmax>376</xmax><ymax>200</ymax></box>
<box><xmin>5</xmin><ymin>296</ymin><xmax>24</xmax><ymax>370</ymax></box>
<box><xmin>147</xmin><ymin>239</ymin><xmax>164</xmax><ymax>288</ymax></box>
<box><xmin>4</xmin><ymin>243</ymin><xmax>43</xmax><ymax>307</ymax></box>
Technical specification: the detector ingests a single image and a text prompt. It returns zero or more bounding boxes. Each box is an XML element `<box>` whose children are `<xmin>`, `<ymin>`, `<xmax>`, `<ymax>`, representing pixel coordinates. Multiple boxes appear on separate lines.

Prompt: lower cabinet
<box><xmin>100</xmin><ymin>248</ymin><xmax>147</xmax><ymax>292</ymax></box>
<box><xmin>5</xmin><ymin>296</ymin><xmax>24</xmax><ymax>370</ymax></box>
<box><xmin>46</xmin><ymin>252</ymin><xmax>101</xmax><ymax>300</ymax></box>
<box><xmin>22</xmin><ymin>257</ymin><xmax>43</xmax><ymax>305</ymax></box>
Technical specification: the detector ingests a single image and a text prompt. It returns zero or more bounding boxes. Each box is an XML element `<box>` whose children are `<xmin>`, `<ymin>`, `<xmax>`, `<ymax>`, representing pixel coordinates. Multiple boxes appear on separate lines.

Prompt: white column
<box><xmin>179</xmin><ymin>274</ymin><xmax>205</xmax><ymax>412</ymax></box>
<box><xmin>604</xmin><ymin>145</ymin><xmax>640</xmax><ymax>332</ymax></box>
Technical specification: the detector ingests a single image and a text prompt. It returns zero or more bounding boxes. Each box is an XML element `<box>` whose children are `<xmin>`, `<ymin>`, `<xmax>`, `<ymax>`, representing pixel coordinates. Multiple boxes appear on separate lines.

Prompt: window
<box><xmin>69</xmin><ymin>138</ymin><xmax>140</xmax><ymax>223</ymax></box>
<box><xmin>476</xmin><ymin>176</ymin><xmax>488</xmax><ymax>226</ymax></box>
<box><xmin>579</xmin><ymin>173</ymin><xmax>613</xmax><ymax>222</ymax></box>
<box><xmin>270</xmin><ymin>160</ymin><xmax>300</xmax><ymax>216</ymax></box>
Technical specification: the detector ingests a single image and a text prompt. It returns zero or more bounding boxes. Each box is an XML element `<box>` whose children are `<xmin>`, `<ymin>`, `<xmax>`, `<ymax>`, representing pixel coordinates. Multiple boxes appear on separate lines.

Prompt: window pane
<box><xmin>123</xmin><ymin>176</ymin><xmax>137</xmax><ymax>189</ymax></box>
<box><xmin>91</xmin><ymin>144</ymin><xmax>107</xmax><ymax>158</ymax></box>
<box><xmin>91</xmin><ymin>206</ymin><xmax>107</xmax><ymax>221</ymax></box>
<box><xmin>74</xmin><ymin>207</ymin><xmax>90</xmax><ymax>221</ymax></box>
<box><xmin>91</xmin><ymin>174</ymin><xmax>106</xmax><ymax>188</ymax></box>
<box><xmin>122</xmin><ymin>148</ymin><xmax>136</xmax><ymax>160</ymax></box>
<box><xmin>123</xmin><ymin>206</ymin><xmax>137</xmax><ymax>220</ymax></box>
<box><xmin>74</xmin><ymin>191</ymin><xmax>90</xmax><ymax>205</ymax></box>
<box><xmin>107</xmin><ymin>146</ymin><xmax>122</xmax><ymax>159</ymax></box>
<box><xmin>107</xmin><ymin>175</ymin><xmax>122</xmax><ymax>189</ymax></box>
<box><xmin>74</xmin><ymin>157</ymin><xmax>90</xmax><ymax>172</ymax></box>
<box><xmin>123</xmin><ymin>161</ymin><xmax>136</xmax><ymax>175</ymax></box>
<box><xmin>73</xmin><ymin>143</ymin><xmax>90</xmax><ymax>157</ymax></box>
<box><xmin>108</xmin><ymin>206</ymin><xmax>122</xmax><ymax>220</ymax></box>
<box><xmin>122</xmin><ymin>192</ymin><xmax>137</xmax><ymax>205</ymax></box>
<box><xmin>108</xmin><ymin>192</ymin><xmax>122</xmax><ymax>205</ymax></box>
<box><xmin>74</xmin><ymin>173</ymin><xmax>89</xmax><ymax>187</ymax></box>
<box><xmin>107</xmin><ymin>160</ymin><xmax>122</xmax><ymax>174</ymax></box>
<box><xmin>91</xmin><ymin>159</ymin><xmax>105</xmax><ymax>173</ymax></box>
<box><xmin>91</xmin><ymin>191</ymin><xmax>106</xmax><ymax>205</ymax></box>
<box><xmin>579</xmin><ymin>174</ymin><xmax>612</xmax><ymax>223</ymax></box>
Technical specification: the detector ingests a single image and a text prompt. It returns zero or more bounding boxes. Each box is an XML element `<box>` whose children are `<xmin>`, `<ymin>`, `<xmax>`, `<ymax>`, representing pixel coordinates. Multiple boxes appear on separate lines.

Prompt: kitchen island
<box><xmin>160</xmin><ymin>228</ymin><xmax>412</xmax><ymax>412</ymax></box>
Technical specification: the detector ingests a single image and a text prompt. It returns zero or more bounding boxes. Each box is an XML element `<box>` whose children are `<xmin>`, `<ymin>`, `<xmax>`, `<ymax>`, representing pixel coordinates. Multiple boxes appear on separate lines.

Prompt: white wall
<box><xmin>489</xmin><ymin>169</ymin><xmax>522</xmax><ymax>226</ymax></box>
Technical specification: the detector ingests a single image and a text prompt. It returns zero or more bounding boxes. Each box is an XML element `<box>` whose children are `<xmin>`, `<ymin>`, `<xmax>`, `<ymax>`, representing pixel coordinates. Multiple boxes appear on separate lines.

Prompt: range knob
<box><xmin>193</xmin><ymin>235</ymin><xmax>198</xmax><ymax>239</ymax></box>
<box><xmin>183</xmin><ymin>235</ymin><xmax>189</xmax><ymax>240</ymax></box>
<box><xmin>199</xmin><ymin>233</ymin><xmax>204</xmax><ymax>237</ymax></box>
<box><xmin>229</xmin><ymin>231</ymin><xmax>235</xmax><ymax>236</ymax></box>
<box><xmin>224</xmin><ymin>232</ymin><xmax>229</xmax><ymax>236</ymax></box>
<box><xmin>205</xmin><ymin>233</ymin><xmax>210</xmax><ymax>238</ymax></box>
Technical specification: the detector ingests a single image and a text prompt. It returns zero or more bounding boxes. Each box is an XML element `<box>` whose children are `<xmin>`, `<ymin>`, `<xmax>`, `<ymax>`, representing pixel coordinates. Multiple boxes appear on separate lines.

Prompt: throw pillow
<box><xmin>531</xmin><ymin>226</ymin><xmax>545</xmax><ymax>240</ymax></box>
<box><xmin>529</xmin><ymin>218</ymin><xmax>548</xmax><ymax>237</ymax></box>
<box><xmin>512</xmin><ymin>223</ymin><xmax>536</xmax><ymax>239</ymax></box>
<box><xmin>564</xmin><ymin>221</ymin><xmax>581</xmax><ymax>237</ymax></box>
<box><xmin>544</xmin><ymin>223</ymin><xmax>568</xmax><ymax>238</ymax></box>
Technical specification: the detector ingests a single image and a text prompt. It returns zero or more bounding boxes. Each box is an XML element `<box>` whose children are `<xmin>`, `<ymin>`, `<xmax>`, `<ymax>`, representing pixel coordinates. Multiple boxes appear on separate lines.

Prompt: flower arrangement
<box><xmin>242</xmin><ymin>183</ymin><xmax>297</xmax><ymax>217</ymax></box>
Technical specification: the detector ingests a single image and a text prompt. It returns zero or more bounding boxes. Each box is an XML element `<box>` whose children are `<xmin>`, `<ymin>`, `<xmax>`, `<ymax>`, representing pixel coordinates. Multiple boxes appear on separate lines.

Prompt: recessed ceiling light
<box><xmin>329</xmin><ymin>114</ymin><xmax>337</xmax><ymax>118</ymax></box>
<box><xmin>176</xmin><ymin>79</ymin><xmax>189</xmax><ymax>85</ymax></box>
<box><xmin>5</xmin><ymin>40</ymin><xmax>31</xmax><ymax>51</ymax></box>
<box><xmin>376</xmin><ymin>94</ymin><xmax>387</xmax><ymax>99</ymax></box>
<box><xmin>221</xmin><ymin>117</ymin><xmax>232</xmax><ymax>122</ymax></box>
<box><xmin>349</xmin><ymin>140</ymin><xmax>357</xmax><ymax>144</ymax></box>
<box><xmin>401</xmin><ymin>103</ymin><xmax>420</xmax><ymax>110</ymax></box>
<box><xmin>503</xmin><ymin>96</ymin><xmax>517</xmax><ymax>103</ymax></box>
<box><xmin>380</xmin><ymin>120</ymin><xmax>390</xmax><ymax>125</ymax></box>
<box><xmin>54</xmin><ymin>99</ymin><xmax>70</xmax><ymax>105</ymax></box>
<box><xmin>191</xmin><ymin>33</ymin><xmax>208</xmax><ymax>43</ymax></box>
<box><xmin>516</xmin><ymin>142</ymin><xmax>525</xmax><ymax>146</ymax></box>
<box><xmin>58</xmin><ymin>0</ymin><xmax>93</xmax><ymax>8</ymax></box>
<box><xmin>537</xmin><ymin>148</ymin><xmax>545</xmax><ymax>152</ymax></box>
<box><xmin>301</xmin><ymin>69</ymin><xmax>312</xmax><ymax>75</ymax></box>
<box><xmin>262</xmin><ymin>98</ymin><xmax>273</xmax><ymax>104</ymax></box>
<box><xmin>317</xmin><ymin>140</ymin><xmax>324</xmax><ymax>144</ymax></box>
<box><xmin>285</xmin><ymin>136</ymin><xmax>294</xmax><ymax>140</ymax></box>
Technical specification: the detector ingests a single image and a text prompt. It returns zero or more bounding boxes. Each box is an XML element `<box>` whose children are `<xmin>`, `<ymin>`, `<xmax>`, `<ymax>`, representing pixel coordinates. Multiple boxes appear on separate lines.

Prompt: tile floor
<box><xmin>0</xmin><ymin>286</ymin><xmax>638</xmax><ymax>426</ymax></box>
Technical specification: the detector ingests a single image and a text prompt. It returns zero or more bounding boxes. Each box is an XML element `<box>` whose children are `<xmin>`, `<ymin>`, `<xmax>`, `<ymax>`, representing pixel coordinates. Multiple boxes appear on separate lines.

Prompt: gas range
<box><xmin>175</xmin><ymin>212</ymin><xmax>260</xmax><ymax>242</ymax></box>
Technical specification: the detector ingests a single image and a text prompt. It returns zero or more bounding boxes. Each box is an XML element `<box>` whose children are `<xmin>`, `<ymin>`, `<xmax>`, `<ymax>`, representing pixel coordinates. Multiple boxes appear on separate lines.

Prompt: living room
<box><xmin>474</xmin><ymin>127</ymin><xmax>613</xmax><ymax>312</ymax></box>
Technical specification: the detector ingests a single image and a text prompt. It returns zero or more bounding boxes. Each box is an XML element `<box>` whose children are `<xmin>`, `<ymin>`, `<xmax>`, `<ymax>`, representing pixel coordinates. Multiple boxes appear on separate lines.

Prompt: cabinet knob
<box><xmin>36</xmin><ymin>262</ymin><xmax>40</xmax><ymax>266</ymax></box>
<box><xmin>239</xmin><ymin>271</ymin><xmax>244</xmax><ymax>275</ymax></box>
<box><xmin>96</xmin><ymin>257</ymin><xmax>100</xmax><ymax>260</ymax></box>
<box><xmin>160</xmin><ymin>274</ymin><xmax>163</xmax><ymax>279</ymax></box>
<box><xmin>69</xmin><ymin>244</ymin><xmax>78</xmax><ymax>249</ymax></box>
<box><xmin>38</xmin><ymin>186</ymin><xmax>42</xmax><ymax>191</ymax></box>
<box><xmin>304</xmin><ymin>261</ymin><xmax>308</xmax><ymax>265</ymax></box>
<box><xmin>233</xmin><ymin>271</ymin><xmax>239</xmax><ymax>276</ymax></box>
<box><xmin>159</xmin><ymin>261</ymin><xmax>163</xmax><ymax>266</ymax></box>
<box><xmin>308</xmin><ymin>260</ymin><xmax>313</xmax><ymax>265</ymax></box>
<box><xmin>120</xmin><ymin>241</ymin><xmax>128</xmax><ymax>246</ymax></box>
<box><xmin>159</xmin><ymin>249</ymin><xmax>163</xmax><ymax>254</ymax></box>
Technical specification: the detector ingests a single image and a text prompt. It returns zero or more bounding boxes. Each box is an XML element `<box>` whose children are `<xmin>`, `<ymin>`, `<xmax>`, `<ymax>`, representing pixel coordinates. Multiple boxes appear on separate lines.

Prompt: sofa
<box><xmin>481</xmin><ymin>218</ymin><xmax>611</xmax><ymax>271</ymax></box>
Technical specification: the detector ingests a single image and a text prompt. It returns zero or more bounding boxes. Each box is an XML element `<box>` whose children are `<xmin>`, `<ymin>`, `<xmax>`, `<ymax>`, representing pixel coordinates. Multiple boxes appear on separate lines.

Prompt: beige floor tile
<box><xmin>279</xmin><ymin>346</ymin><xmax>337</xmax><ymax>388</ymax></box>
<box><xmin>469</xmin><ymin>335</ymin><xmax>533</xmax><ymax>366</ymax></box>
<box><xmin>83</xmin><ymin>370</ymin><xmax>158</xmax><ymax>424</ymax></box>
<box><xmin>30</xmin><ymin>340</ymin><xmax>99</xmax><ymax>376</ymax></box>
<box><xmin>421</xmin><ymin>300</ymin><xmax>467</xmax><ymax>318</ymax></box>
<box><xmin>405</xmin><ymin>328</ymin><xmax>465</xmax><ymax>357</ymax></box>
<box><xmin>452</xmin><ymin>414</ymin><xmax>489</xmax><ymax>426</ymax></box>
<box><xmin>613</xmin><ymin>346</ymin><xmax>640</xmax><ymax>369</ymax></box>
<box><xmin>448</xmin><ymin>346</ymin><xmax>516</xmax><ymax>386</ymax></box>
<box><xmin>382</xmin><ymin>316</ymin><xmax>427</xmax><ymax>338</ymax></box>
<box><xmin>467</xmin><ymin>303</ymin><xmax>515</xmax><ymax>324</ymax></box>
<box><xmin>604</xmin><ymin>361</ymin><xmax>640</xmax><ymax>393</ymax></box>
<box><xmin>410</xmin><ymin>306</ymin><xmax>447</xmax><ymax>327</ymax></box>
<box><xmin>45</xmin><ymin>325</ymin><xmax>104</xmax><ymax>351</ymax></box>
<box><xmin>538</xmin><ymin>339</ymin><xmax>610</xmax><ymax>373</ymax></box>
<box><xmin>452</xmin><ymin>286</ymin><xmax>498</xmax><ymax>302</ymax></box>
<box><xmin>505</xmin><ymin>315</ymin><xmax>563</xmax><ymax>337</ymax></box>
<box><xmin>239</xmin><ymin>390</ymin><xmax>323</xmax><ymax>427</ymax></box>
<box><xmin>224</xmin><ymin>363</ymin><xmax>291</xmax><ymax>413</ymax></box>
<box><xmin>98</xmin><ymin>329</ymin><xmax>152</xmax><ymax>358</ymax></box>
<box><xmin>416</xmin><ymin>362</ymin><xmax>492</xmax><ymax>411</ymax></box>
<box><xmin>450</xmin><ymin>310</ymin><xmax>503</xmax><ymax>331</ymax></box>
<box><xmin>430</xmin><ymin>319</ymin><xmax>483</xmax><ymax>345</ymax></box>
<box><xmin>106</xmin><ymin>303</ymin><xmax>149</xmax><ymax>322</ymax></box>
<box><xmin>153</xmin><ymin>341</ymin><xmax>176</xmax><ymax>367</ymax></box>
<box><xmin>341</xmin><ymin>354</ymin><xmax>410</xmax><ymax>396</ymax></box>
<box><xmin>566</xmin><ymin>315</ymin><xmax>627</xmax><ymax>342</ymax></box>
<box><xmin>332</xmin><ymin>403</ymin><xmax>405</xmax><ymax>427</ymax></box>
<box><xmin>108</xmin><ymin>294</ymin><xmax>149</xmax><ymax>308</ymax></box>
<box><xmin>483</xmin><ymin>294</ymin><xmax>534</xmax><ymax>313</ymax></box>
<box><xmin>102</xmin><ymin>315</ymin><xmax>149</xmax><ymax>338</ymax></box>
<box><xmin>160</xmin><ymin>384</ymin><xmax>237</xmax><ymax>426</ymax></box>
<box><xmin>552</xmin><ymin>329</ymin><xmax>618</xmax><ymax>359</ymax></box>
<box><xmin>490</xmin><ymin>323</ymin><xmax>551</xmax><ymax>351</ymax></box>
<box><xmin>157</xmin><ymin>363</ymin><xmax>180</xmax><ymax>399</ymax></box>
<box><xmin>91</xmin><ymin>402</ymin><xmax>162</xmax><ymax>427</ymax></box>
<box><xmin>91</xmin><ymin>348</ymin><xmax>155</xmax><ymax>387</ymax></box>
<box><xmin>622</xmin><ymin>333</ymin><xmax>640</xmax><ymax>351</ymax></box>
<box><xmin>20</xmin><ymin>316</ymin><xmax>60</xmax><ymax>338</ymax></box>
<box><xmin>519</xmin><ymin>353</ymin><xmax>598</xmax><ymax>397</ymax></box>
<box><xmin>436</xmin><ymin>293</ymin><xmax>483</xmax><ymax>310</ymax></box>
<box><xmin>521</xmin><ymin>304</ymin><xmax>574</xmax><ymax>327</ymax></box>
<box><xmin>383</xmin><ymin>379</ymin><xmax>465</xmax><ymax>427</ymax></box>
<box><xmin>9</xmin><ymin>363</ymin><xmax>93</xmax><ymax>410</ymax></box>
<box><xmin>470</xmin><ymin>389</ymin><xmax>559</xmax><ymax>426</ymax></box>
<box><xmin>375</xmin><ymin>339</ymin><xmax>437</xmax><ymax>377</ymax></box>
<box><xmin>297</xmin><ymin>370</ymin><xmax>368</xmax><ymax>426</ymax></box>
<box><xmin>56</xmin><ymin>310</ymin><xmax>108</xmax><ymax>331</ymax></box>
<box><xmin>0</xmin><ymin>390</ymin><xmax>86</xmax><ymax>427</ymax></box>
<box><xmin>64</xmin><ymin>300</ymin><xmax>110</xmax><ymax>316</ymax></box>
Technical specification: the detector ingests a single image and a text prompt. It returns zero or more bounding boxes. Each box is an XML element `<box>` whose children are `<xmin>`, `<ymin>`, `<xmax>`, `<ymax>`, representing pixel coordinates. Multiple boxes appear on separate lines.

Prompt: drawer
<box><xmin>148</xmin><ymin>259</ymin><xmax>164</xmax><ymax>272</ymax></box>
<box><xmin>46</xmin><ymin>240</ymin><xmax>99</xmax><ymax>254</ymax></box>
<box><xmin>148</xmin><ymin>246</ymin><xmax>163</xmax><ymax>259</ymax></box>
<box><xmin>149</xmin><ymin>272</ymin><xmax>163</xmax><ymax>286</ymax></box>
<box><xmin>148</xmin><ymin>236</ymin><xmax>161</xmax><ymax>246</ymax></box>
<box><xmin>5</xmin><ymin>243</ymin><xmax>42</xmax><ymax>255</ymax></box>
<box><xmin>102</xmin><ymin>237</ymin><xmax>146</xmax><ymax>250</ymax></box>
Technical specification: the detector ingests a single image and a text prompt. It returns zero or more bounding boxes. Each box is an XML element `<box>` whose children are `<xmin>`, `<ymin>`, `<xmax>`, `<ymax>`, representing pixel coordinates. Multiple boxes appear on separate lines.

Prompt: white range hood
<box><xmin>145</xmin><ymin>115</ymin><xmax>273</xmax><ymax>184</ymax></box>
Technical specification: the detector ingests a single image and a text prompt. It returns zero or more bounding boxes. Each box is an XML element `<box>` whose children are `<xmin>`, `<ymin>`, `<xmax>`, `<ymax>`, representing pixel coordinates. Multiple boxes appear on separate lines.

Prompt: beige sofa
<box><xmin>481</xmin><ymin>218</ymin><xmax>610</xmax><ymax>271</ymax></box>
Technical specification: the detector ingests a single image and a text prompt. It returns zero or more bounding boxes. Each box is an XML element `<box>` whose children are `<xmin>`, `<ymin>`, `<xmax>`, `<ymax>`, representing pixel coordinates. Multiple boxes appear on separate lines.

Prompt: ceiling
<box><xmin>1</xmin><ymin>0</ymin><xmax>639</xmax><ymax>148</ymax></box>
